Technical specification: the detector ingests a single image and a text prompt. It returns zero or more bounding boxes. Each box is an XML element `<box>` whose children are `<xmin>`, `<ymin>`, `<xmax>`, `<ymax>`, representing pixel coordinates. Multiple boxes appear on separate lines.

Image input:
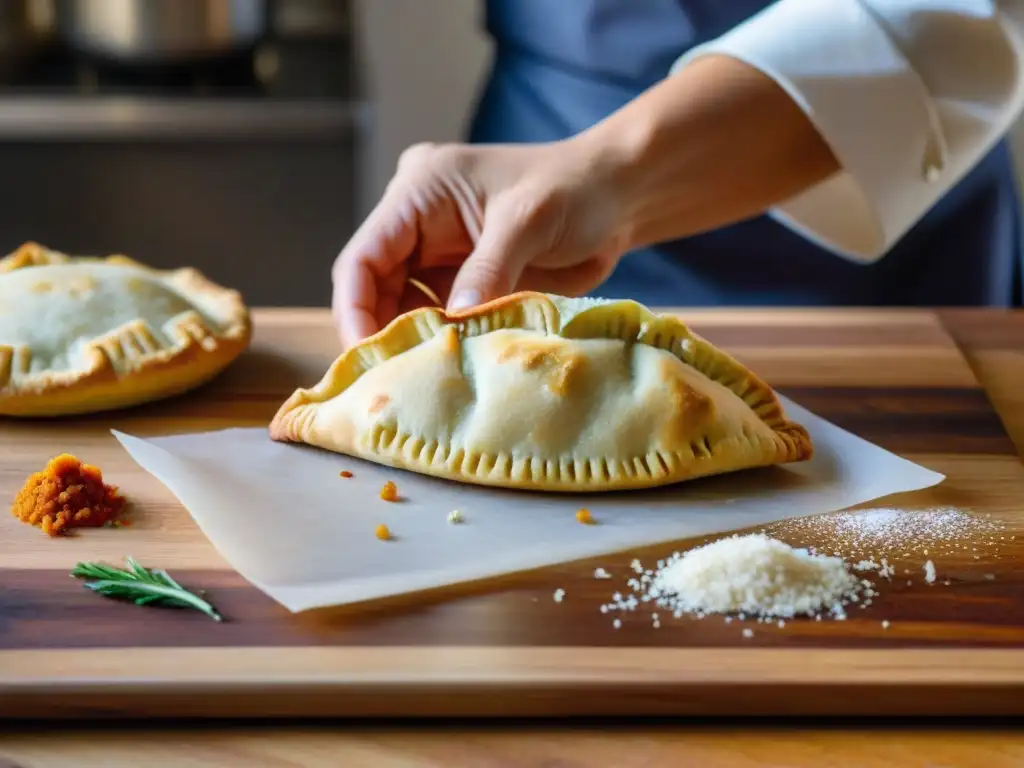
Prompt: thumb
<box><xmin>447</xmin><ymin>220</ymin><xmax>537</xmax><ymax>313</ymax></box>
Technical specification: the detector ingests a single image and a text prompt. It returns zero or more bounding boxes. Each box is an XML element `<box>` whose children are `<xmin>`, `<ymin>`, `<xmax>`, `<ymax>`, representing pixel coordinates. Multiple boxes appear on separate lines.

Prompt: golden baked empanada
<box><xmin>270</xmin><ymin>292</ymin><xmax>811</xmax><ymax>491</ymax></box>
<box><xmin>0</xmin><ymin>242</ymin><xmax>251</xmax><ymax>416</ymax></box>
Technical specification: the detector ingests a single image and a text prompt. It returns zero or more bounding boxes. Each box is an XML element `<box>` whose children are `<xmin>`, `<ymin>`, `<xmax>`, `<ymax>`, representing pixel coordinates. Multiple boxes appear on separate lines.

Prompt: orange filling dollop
<box><xmin>12</xmin><ymin>453</ymin><xmax>126</xmax><ymax>536</ymax></box>
<box><xmin>379</xmin><ymin>481</ymin><xmax>398</xmax><ymax>502</ymax></box>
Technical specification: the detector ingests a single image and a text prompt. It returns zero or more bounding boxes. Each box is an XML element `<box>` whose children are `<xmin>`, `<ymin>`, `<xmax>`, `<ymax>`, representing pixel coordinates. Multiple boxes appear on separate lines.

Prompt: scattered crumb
<box><xmin>984</xmin><ymin>573</ymin><xmax>997</xmax><ymax>581</ymax></box>
<box><xmin>593</xmin><ymin>567</ymin><xmax>611</xmax><ymax>579</ymax></box>
<box><xmin>882</xmin><ymin>620</ymin><xmax>890</xmax><ymax>629</ymax></box>
<box><xmin>612</xmin><ymin>618</ymin><xmax>622</xmax><ymax>629</ymax></box>
<box><xmin>553</xmin><ymin>588</ymin><xmax>565</xmax><ymax>603</ymax></box>
<box><xmin>924</xmin><ymin>560</ymin><xmax>936</xmax><ymax>584</ymax></box>
<box><xmin>374</xmin><ymin>523</ymin><xmax>392</xmax><ymax>541</ymax></box>
<box><xmin>742</xmin><ymin>628</ymin><xmax>754</xmax><ymax>638</ymax></box>
<box><xmin>379</xmin><ymin>481</ymin><xmax>399</xmax><ymax>502</ymax></box>
<box><xmin>575</xmin><ymin>508</ymin><xmax>594</xmax><ymax>525</ymax></box>
<box><xmin>339</xmin><ymin>470</ymin><xmax>353</xmax><ymax>478</ymax></box>
<box><xmin>447</xmin><ymin>509</ymin><xmax>464</xmax><ymax>524</ymax></box>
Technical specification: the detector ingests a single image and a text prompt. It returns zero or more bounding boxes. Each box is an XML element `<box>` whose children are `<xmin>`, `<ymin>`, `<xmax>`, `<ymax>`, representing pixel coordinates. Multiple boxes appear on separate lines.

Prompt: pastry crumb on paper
<box><xmin>111</xmin><ymin>401</ymin><xmax>944</xmax><ymax>613</ymax></box>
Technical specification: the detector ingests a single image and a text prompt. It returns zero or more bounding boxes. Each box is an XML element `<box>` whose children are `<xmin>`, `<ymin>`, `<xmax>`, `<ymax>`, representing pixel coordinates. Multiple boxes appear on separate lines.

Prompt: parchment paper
<box><xmin>113</xmin><ymin>397</ymin><xmax>943</xmax><ymax>612</ymax></box>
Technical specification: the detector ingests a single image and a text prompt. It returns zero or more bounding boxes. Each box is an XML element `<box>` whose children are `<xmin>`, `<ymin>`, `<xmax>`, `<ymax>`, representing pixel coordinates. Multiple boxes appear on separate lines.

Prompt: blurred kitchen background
<box><xmin>2</xmin><ymin>0</ymin><xmax>1022</xmax><ymax>307</ymax></box>
<box><xmin>0</xmin><ymin>0</ymin><xmax>483</xmax><ymax>307</ymax></box>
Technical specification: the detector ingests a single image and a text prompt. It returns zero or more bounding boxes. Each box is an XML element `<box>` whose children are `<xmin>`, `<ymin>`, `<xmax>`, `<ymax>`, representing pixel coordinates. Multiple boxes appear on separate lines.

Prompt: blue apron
<box><xmin>468</xmin><ymin>0</ymin><xmax>1023</xmax><ymax>307</ymax></box>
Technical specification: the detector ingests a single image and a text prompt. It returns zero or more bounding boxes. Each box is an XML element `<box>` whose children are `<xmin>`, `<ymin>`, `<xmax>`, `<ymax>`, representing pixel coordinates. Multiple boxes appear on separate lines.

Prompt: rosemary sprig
<box><xmin>71</xmin><ymin>556</ymin><xmax>223</xmax><ymax>622</ymax></box>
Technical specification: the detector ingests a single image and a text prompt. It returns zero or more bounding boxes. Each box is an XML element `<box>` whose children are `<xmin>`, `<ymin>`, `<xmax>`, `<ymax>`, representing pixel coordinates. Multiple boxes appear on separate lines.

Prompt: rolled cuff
<box><xmin>671</xmin><ymin>0</ymin><xmax>952</xmax><ymax>263</ymax></box>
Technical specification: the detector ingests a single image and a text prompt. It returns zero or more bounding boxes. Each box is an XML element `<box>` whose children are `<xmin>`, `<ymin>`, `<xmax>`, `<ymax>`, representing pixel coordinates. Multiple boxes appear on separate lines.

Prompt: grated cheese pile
<box><xmin>604</xmin><ymin>533</ymin><xmax>865</xmax><ymax>621</ymax></box>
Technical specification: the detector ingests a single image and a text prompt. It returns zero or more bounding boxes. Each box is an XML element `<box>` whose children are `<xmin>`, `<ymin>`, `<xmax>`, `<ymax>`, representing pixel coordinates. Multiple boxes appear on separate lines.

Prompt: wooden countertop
<box><xmin>2</xmin><ymin>307</ymin><xmax>1024</xmax><ymax>766</ymax></box>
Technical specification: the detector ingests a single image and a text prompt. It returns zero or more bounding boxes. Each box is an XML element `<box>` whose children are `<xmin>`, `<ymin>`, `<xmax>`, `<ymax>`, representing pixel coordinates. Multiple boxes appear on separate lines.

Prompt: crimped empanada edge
<box><xmin>271</xmin><ymin>412</ymin><xmax>803</xmax><ymax>492</ymax></box>
<box><xmin>269</xmin><ymin>291</ymin><xmax>813</xmax><ymax>469</ymax></box>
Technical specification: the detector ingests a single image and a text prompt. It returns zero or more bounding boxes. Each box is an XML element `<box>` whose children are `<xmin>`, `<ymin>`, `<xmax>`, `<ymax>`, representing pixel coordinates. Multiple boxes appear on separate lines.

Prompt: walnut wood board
<box><xmin>2</xmin><ymin>308</ymin><xmax>1023</xmax><ymax>719</ymax></box>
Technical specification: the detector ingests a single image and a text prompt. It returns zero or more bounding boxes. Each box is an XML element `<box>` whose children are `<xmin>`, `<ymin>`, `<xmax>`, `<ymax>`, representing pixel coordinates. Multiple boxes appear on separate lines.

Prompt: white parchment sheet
<box><xmin>113</xmin><ymin>398</ymin><xmax>944</xmax><ymax>612</ymax></box>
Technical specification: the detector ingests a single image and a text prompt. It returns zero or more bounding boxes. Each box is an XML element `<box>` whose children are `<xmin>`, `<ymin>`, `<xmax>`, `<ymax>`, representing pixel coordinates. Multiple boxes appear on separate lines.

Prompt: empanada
<box><xmin>270</xmin><ymin>292</ymin><xmax>811</xmax><ymax>492</ymax></box>
<box><xmin>0</xmin><ymin>242</ymin><xmax>251</xmax><ymax>416</ymax></box>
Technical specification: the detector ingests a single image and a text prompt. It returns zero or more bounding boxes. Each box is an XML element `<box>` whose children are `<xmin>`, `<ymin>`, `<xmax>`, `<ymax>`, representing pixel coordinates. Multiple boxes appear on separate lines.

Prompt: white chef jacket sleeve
<box><xmin>670</xmin><ymin>0</ymin><xmax>1024</xmax><ymax>263</ymax></box>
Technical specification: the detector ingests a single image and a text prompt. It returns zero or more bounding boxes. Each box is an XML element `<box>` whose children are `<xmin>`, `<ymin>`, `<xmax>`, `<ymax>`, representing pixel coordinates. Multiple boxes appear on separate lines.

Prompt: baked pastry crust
<box><xmin>270</xmin><ymin>292</ymin><xmax>812</xmax><ymax>492</ymax></box>
<box><xmin>0</xmin><ymin>242</ymin><xmax>251</xmax><ymax>416</ymax></box>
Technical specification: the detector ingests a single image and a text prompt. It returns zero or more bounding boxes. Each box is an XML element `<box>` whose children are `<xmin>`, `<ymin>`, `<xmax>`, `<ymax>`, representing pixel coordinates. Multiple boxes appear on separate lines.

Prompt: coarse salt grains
<box><xmin>601</xmin><ymin>533</ymin><xmax>869</xmax><ymax>634</ymax></box>
<box><xmin>649</xmin><ymin>533</ymin><xmax>862</xmax><ymax>619</ymax></box>
<box><xmin>924</xmin><ymin>560</ymin><xmax>937</xmax><ymax>584</ymax></box>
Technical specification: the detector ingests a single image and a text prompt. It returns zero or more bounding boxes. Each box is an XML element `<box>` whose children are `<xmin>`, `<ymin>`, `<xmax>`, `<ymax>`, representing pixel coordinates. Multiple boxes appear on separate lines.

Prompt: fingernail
<box><xmin>448</xmin><ymin>290</ymin><xmax>481</xmax><ymax>312</ymax></box>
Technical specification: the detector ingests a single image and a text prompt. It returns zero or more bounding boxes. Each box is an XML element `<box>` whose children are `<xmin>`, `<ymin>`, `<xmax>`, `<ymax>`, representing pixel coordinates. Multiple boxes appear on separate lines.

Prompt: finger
<box><xmin>518</xmin><ymin>255</ymin><xmax>620</xmax><ymax>296</ymax></box>
<box><xmin>446</xmin><ymin>222</ymin><xmax>534</xmax><ymax>312</ymax></box>
<box><xmin>396</xmin><ymin>258</ymin><xmax>614</xmax><ymax>323</ymax></box>
<box><xmin>335</xmin><ymin>261</ymin><xmax>380</xmax><ymax>350</ymax></box>
<box><xmin>333</xmin><ymin>194</ymin><xmax>418</xmax><ymax>348</ymax></box>
<box><xmin>374</xmin><ymin>265</ymin><xmax>410</xmax><ymax>332</ymax></box>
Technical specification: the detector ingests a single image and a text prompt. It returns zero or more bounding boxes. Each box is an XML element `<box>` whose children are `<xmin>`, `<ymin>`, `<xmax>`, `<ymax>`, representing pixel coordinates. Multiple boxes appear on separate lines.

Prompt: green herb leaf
<box><xmin>71</xmin><ymin>557</ymin><xmax>223</xmax><ymax>622</ymax></box>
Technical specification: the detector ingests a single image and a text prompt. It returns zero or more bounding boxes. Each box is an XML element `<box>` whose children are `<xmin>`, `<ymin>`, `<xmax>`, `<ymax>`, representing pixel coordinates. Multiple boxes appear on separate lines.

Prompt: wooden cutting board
<box><xmin>1</xmin><ymin>308</ymin><xmax>1022</xmax><ymax>719</ymax></box>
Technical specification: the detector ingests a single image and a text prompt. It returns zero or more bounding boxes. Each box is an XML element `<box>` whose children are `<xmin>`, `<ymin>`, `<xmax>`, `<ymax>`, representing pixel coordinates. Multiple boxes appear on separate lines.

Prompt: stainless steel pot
<box><xmin>58</xmin><ymin>0</ymin><xmax>267</xmax><ymax>63</ymax></box>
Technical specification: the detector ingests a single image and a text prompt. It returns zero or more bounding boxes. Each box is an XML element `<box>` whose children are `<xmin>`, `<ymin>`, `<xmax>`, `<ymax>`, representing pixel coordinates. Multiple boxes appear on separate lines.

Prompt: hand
<box><xmin>331</xmin><ymin>138</ymin><xmax>632</xmax><ymax>349</ymax></box>
<box><xmin>332</xmin><ymin>55</ymin><xmax>839</xmax><ymax>350</ymax></box>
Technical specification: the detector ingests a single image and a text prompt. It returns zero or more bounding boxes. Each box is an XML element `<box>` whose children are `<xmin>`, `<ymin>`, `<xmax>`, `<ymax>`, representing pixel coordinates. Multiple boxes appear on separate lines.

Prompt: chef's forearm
<box><xmin>577</xmin><ymin>53</ymin><xmax>839</xmax><ymax>251</ymax></box>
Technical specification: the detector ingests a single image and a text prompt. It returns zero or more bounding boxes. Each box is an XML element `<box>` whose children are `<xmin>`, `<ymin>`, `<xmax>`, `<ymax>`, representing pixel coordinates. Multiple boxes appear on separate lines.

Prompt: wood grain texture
<box><xmin>942</xmin><ymin>309</ymin><xmax>1024</xmax><ymax>457</ymax></box>
<box><xmin>3</xmin><ymin>647</ymin><xmax>1024</xmax><ymax>720</ymax></box>
<box><xmin>2</xmin><ymin>723</ymin><xmax>1022</xmax><ymax>768</ymax></box>
<box><xmin>2</xmin><ymin>308</ymin><xmax>1024</xmax><ymax>721</ymax></box>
